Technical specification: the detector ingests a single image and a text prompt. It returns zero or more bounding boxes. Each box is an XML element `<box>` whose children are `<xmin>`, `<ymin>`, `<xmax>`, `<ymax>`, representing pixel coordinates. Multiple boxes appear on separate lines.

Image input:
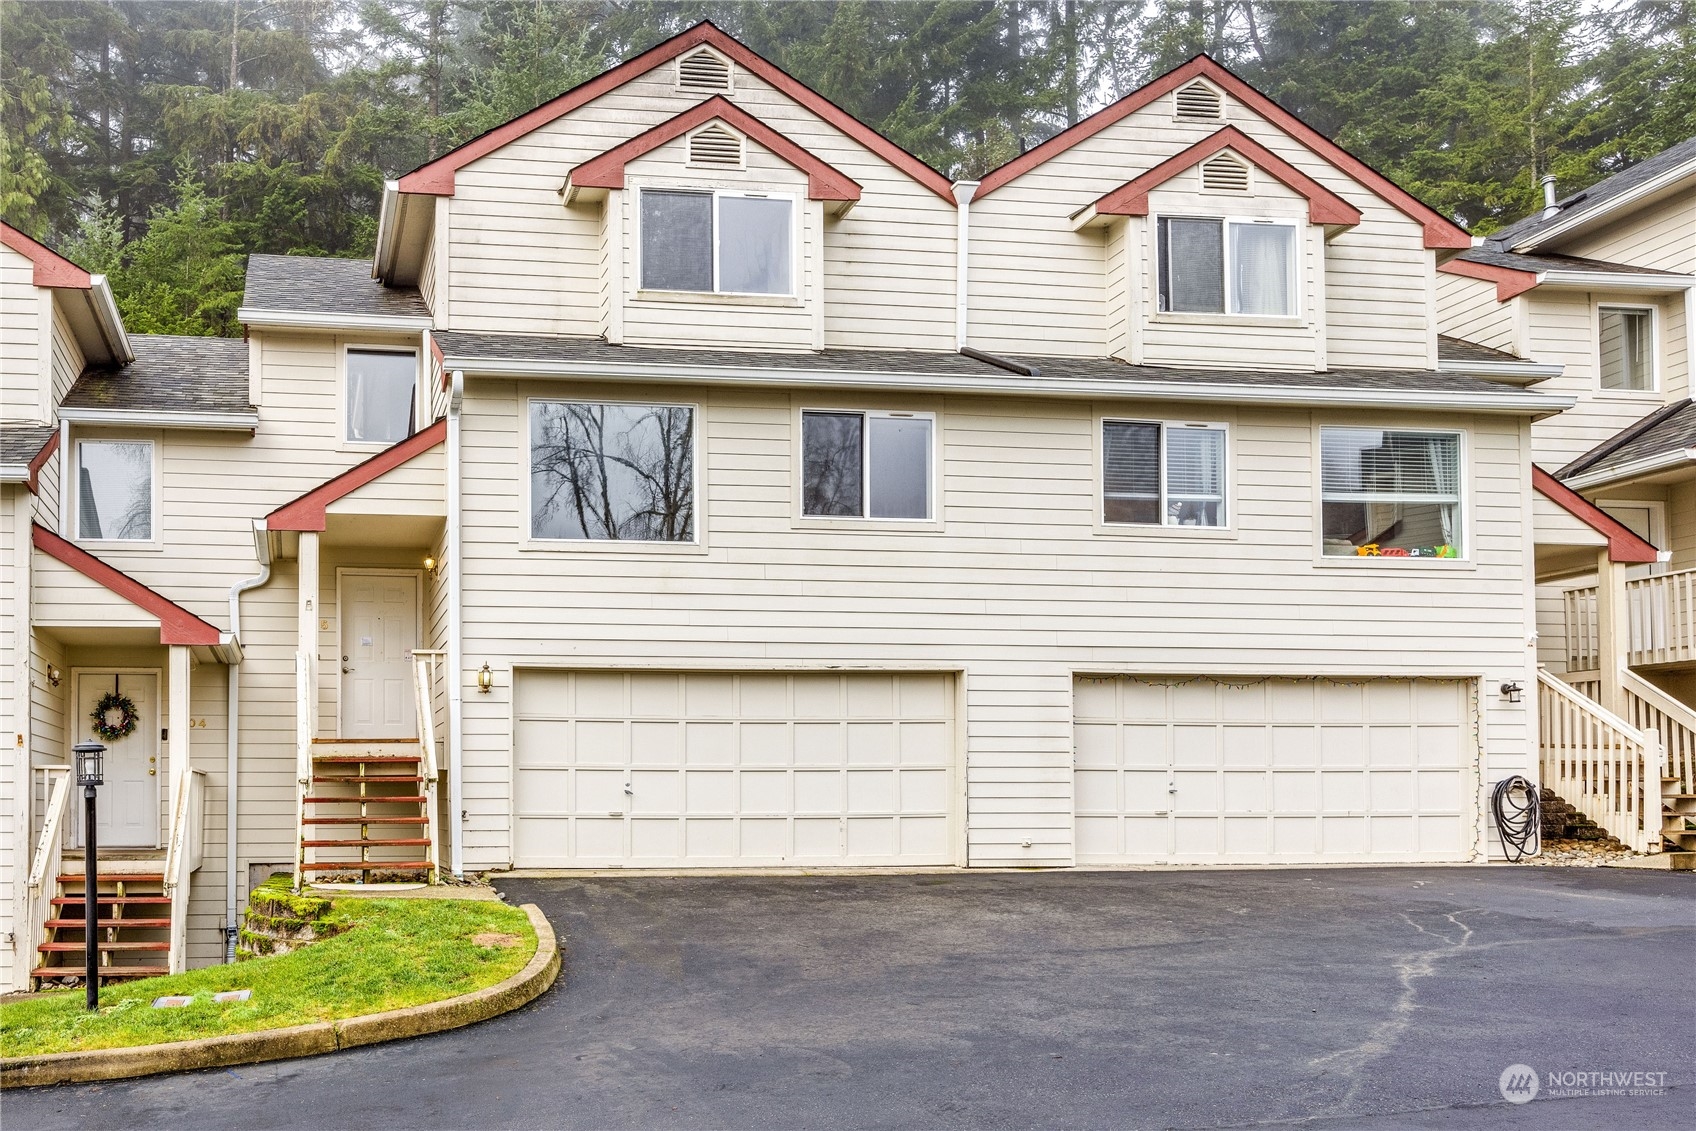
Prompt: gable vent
<box><xmin>688</xmin><ymin>123</ymin><xmax>744</xmax><ymax>167</ymax></box>
<box><xmin>677</xmin><ymin>48</ymin><xmax>733</xmax><ymax>92</ymax></box>
<box><xmin>1174</xmin><ymin>81</ymin><xmax>1223</xmax><ymax>120</ymax></box>
<box><xmin>1200</xmin><ymin>153</ymin><xmax>1250</xmax><ymax>192</ymax></box>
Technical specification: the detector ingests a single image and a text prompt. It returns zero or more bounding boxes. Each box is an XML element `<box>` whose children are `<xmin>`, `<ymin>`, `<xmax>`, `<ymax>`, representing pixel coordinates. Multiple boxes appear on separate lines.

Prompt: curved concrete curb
<box><xmin>1</xmin><ymin>903</ymin><xmax>559</xmax><ymax>1089</ymax></box>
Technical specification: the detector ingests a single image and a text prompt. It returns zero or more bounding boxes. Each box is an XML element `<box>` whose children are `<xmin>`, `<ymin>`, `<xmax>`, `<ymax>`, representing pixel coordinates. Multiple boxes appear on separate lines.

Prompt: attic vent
<box><xmin>688</xmin><ymin>123</ymin><xmax>744</xmax><ymax>167</ymax></box>
<box><xmin>1174</xmin><ymin>81</ymin><xmax>1223</xmax><ymax>120</ymax></box>
<box><xmin>1200</xmin><ymin>153</ymin><xmax>1250</xmax><ymax>192</ymax></box>
<box><xmin>677</xmin><ymin>48</ymin><xmax>733</xmax><ymax>92</ymax></box>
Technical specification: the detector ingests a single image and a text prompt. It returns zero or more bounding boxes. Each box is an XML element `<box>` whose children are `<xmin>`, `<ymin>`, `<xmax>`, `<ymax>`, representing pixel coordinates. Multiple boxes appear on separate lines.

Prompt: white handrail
<box><xmin>414</xmin><ymin>650</ymin><xmax>443</xmax><ymax>883</ymax></box>
<box><xmin>1564</xmin><ymin>585</ymin><xmax>1600</xmax><ymax>673</ymax></box>
<box><xmin>1621</xmin><ymin>669</ymin><xmax>1696</xmax><ymax>796</ymax></box>
<box><xmin>1538</xmin><ymin>668</ymin><xmax>1664</xmax><ymax>853</ymax></box>
<box><xmin>162</xmin><ymin>768</ymin><xmax>205</xmax><ymax>973</ymax></box>
<box><xmin>25</xmin><ymin>768</ymin><xmax>72</xmax><ymax>986</ymax></box>
<box><xmin>1625</xmin><ymin>568</ymin><xmax>1696</xmax><ymax>668</ymax></box>
<box><xmin>293</xmin><ymin>650</ymin><xmax>315</xmax><ymax>892</ymax></box>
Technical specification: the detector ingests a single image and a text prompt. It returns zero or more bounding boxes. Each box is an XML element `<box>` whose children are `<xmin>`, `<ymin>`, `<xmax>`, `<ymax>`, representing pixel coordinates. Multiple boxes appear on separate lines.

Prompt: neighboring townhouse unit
<box><xmin>1437</xmin><ymin>138</ymin><xmax>1696</xmax><ymax>853</ymax></box>
<box><xmin>14</xmin><ymin>23</ymin><xmax>1680</xmax><ymax>987</ymax></box>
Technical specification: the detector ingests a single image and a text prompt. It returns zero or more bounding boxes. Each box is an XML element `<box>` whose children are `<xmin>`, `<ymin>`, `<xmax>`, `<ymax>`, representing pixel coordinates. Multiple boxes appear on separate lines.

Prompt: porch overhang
<box><xmin>1531</xmin><ymin>467</ymin><xmax>1663</xmax><ymax>582</ymax></box>
<box><xmin>265</xmin><ymin>418</ymin><xmax>447</xmax><ymax>534</ymax></box>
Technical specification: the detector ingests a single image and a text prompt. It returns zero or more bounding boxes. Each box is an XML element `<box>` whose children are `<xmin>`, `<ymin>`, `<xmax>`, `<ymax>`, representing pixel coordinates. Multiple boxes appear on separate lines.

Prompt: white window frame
<box><xmin>341</xmin><ymin>342</ymin><xmax>421</xmax><ymax>449</ymax></box>
<box><xmin>1099</xmin><ymin>418</ymin><xmax>1232</xmax><ymax>532</ymax></box>
<box><xmin>1594</xmin><ymin>302</ymin><xmax>1658</xmax><ymax>396</ymax></box>
<box><xmin>1155</xmin><ymin>214</ymin><xmax>1302</xmax><ymax>318</ymax></box>
<box><xmin>1316</xmin><ymin>425</ymin><xmax>1470</xmax><ymax>565</ymax></box>
<box><xmin>797</xmin><ymin>408</ymin><xmax>937</xmax><ymax>524</ymax></box>
<box><xmin>523</xmin><ymin>396</ymin><xmax>704</xmax><ymax>551</ymax></box>
<box><xmin>73</xmin><ymin>433</ymin><xmax>162</xmax><ymax>550</ymax></box>
<box><xmin>635</xmin><ymin>186</ymin><xmax>800</xmax><ymax>299</ymax></box>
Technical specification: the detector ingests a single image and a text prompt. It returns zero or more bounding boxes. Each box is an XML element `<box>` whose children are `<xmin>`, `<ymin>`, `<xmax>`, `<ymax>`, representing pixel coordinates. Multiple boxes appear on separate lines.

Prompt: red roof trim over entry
<box><xmin>1</xmin><ymin>222</ymin><xmax>93</xmax><ymax>289</ymax></box>
<box><xmin>571</xmin><ymin>97</ymin><xmax>862</xmax><ymax>202</ymax></box>
<box><xmin>1438</xmin><ymin>257</ymin><xmax>1540</xmax><ymax>302</ymax></box>
<box><xmin>398</xmin><ymin>22</ymin><xmax>953</xmax><ymax>203</ymax></box>
<box><xmin>975</xmin><ymin>56</ymin><xmax>1470</xmax><ymax>250</ymax></box>
<box><xmin>26</xmin><ymin>430</ymin><xmax>59</xmax><ymax>495</ymax></box>
<box><xmin>1092</xmin><ymin>126</ymin><xmax>1360</xmax><ymax>226</ymax></box>
<box><xmin>267</xmin><ymin>418</ymin><xmax>447</xmax><ymax>532</ymax></box>
<box><xmin>32</xmin><ymin>524</ymin><xmax>223</xmax><ymax>645</ymax></box>
<box><xmin>1532</xmin><ymin>466</ymin><xmax>1660</xmax><ymax>563</ymax></box>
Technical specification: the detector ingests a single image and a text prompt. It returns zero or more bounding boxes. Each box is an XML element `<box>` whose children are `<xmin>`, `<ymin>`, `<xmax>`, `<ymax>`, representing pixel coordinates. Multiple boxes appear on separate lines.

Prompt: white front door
<box><xmin>76</xmin><ymin>671</ymin><xmax>160</xmax><ymax>848</ymax></box>
<box><xmin>340</xmin><ymin>571</ymin><xmax>421</xmax><ymax>739</ymax></box>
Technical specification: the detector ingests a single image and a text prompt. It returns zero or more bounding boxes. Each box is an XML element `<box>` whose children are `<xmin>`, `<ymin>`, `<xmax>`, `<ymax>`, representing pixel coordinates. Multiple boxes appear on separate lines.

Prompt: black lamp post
<box><xmin>74</xmin><ymin>741</ymin><xmax>105</xmax><ymax>1011</ymax></box>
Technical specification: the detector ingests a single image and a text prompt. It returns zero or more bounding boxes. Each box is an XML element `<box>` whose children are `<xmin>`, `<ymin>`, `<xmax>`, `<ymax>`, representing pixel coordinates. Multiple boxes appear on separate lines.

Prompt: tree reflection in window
<box><xmin>530</xmin><ymin>402</ymin><xmax>695</xmax><ymax>541</ymax></box>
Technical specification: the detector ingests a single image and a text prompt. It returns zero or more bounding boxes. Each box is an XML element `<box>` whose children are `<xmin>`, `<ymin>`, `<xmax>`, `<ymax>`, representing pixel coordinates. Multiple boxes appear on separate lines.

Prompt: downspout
<box><xmin>224</xmin><ymin>519</ymin><xmax>272</xmax><ymax>962</ymax></box>
<box><xmin>952</xmin><ymin>181</ymin><xmax>979</xmax><ymax>349</ymax></box>
<box><xmin>447</xmin><ymin>370</ymin><xmax>465</xmax><ymax>877</ymax></box>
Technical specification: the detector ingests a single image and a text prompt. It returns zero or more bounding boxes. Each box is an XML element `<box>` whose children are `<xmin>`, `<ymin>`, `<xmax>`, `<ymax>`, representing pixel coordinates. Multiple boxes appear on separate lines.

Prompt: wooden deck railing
<box><xmin>1565</xmin><ymin>567</ymin><xmax>1696</xmax><ymax>672</ymax></box>
<box><xmin>1621</xmin><ymin>670</ymin><xmax>1696</xmax><ymax>796</ymax></box>
<box><xmin>24</xmin><ymin>768</ymin><xmax>72</xmax><ymax>982</ymax></box>
<box><xmin>413</xmin><ymin>649</ymin><xmax>445</xmax><ymax>884</ymax></box>
<box><xmin>1538</xmin><ymin>669</ymin><xmax>1664</xmax><ymax>853</ymax></box>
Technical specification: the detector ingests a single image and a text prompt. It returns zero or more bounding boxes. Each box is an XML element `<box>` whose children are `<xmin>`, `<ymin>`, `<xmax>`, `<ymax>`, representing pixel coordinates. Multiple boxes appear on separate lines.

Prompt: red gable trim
<box><xmin>1093</xmin><ymin>126</ymin><xmax>1360</xmax><ymax>226</ymax></box>
<box><xmin>1</xmin><ymin>223</ymin><xmax>92</xmax><ymax>289</ymax></box>
<box><xmin>1532</xmin><ymin>466</ymin><xmax>1660</xmax><ymax>564</ymax></box>
<box><xmin>267</xmin><ymin>418</ymin><xmax>447</xmax><ymax>532</ymax></box>
<box><xmin>32</xmin><ymin>524</ymin><xmax>223</xmax><ymax>645</ymax></box>
<box><xmin>26</xmin><ymin>430</ymin><xmax>58</xmax><ymax>495</ymax></box>
<box><xmin>571</xmin><ymin>97</ymin><xmax>862</xmax><ymax>202</ymax></box>
<box><xmin>398</xmin><ymin>22</ymin><xmax>953</xmax><ymax>203</ymax></box>
<box><xmin>976</xmin><ymin>56</ymin><xmax>1470</xmax><ymax>250</ymax></box>
<box><xmin>1438</xmin><ymin>258</ymin><xmax>1539</xmax><ymax>302</ymax></box>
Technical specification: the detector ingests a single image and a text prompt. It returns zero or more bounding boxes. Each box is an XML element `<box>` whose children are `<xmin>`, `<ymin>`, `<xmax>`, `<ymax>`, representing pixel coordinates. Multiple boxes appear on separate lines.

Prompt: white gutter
<box><xmin>440</xmin><ymin>355</ymin><xmax>1574</xmax><ymax>416</ymax></box>
<box><xmin>235</xmin><ymin>309</ymin><xmax>434</xmax><ymax>334</ymax></box>
<box><xmin>0</xmin><ymin>464</ymin><xmax>26</xmax><ymax>483</ymax></box>
<box><xmin>1509</xmin><ymin>159</ymin><xmax>1696</xmax><ymax>252</ymax></box>
<box><xmin>56</xmin><ymin>408</ymin><xmax>260</xmax><ymax>430</ymax></box>
<box><xmin>1536</xmin><ymin>270</ymin><xmax>1695</xmax><ymax>292</ymax></box>
<box><xmin>1563</xmin><ymin>448</ymin><xmax>1696</xmax><ymax>492</ymax></box>
<box><xmin>86</xmin><ymin>276</ymin><xmax>134</xmax><ymax>364</ymax></box>
<box><xmin>446</xmin><ymin>370</ymin><xmax>465</xmax><ymax>878</ymax></box>
<box><xmin>373</xmin><ymin>180</ymin><xmax>402</xmax><ymax>282</ymax></box>
<box><xmin>223</xmin><ymin>519</ymin><xmax>272</xmax><ymax>963</ymax></box>
<box><xmin>952</xmin><ymin>180</ymin><xmax>978</xmax><ymax>349</ymax></box>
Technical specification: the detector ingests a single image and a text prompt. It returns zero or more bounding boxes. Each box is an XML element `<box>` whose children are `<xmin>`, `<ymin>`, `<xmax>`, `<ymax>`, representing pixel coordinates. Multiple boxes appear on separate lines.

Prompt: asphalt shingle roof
<box><xmin>1437</xmin><ymin>335</ymin><xmax>1527</xmax><ymax>365</ymax></box>
<box><xmin>1559</xmin><ymin>399</ymin><xmax>1696</xmax><ymax>480</ymax></box>
<box><xmin>242</xmin><ymin>254</ymin><xmax>429</xmax><ymax>320</ymax></box>
<box><xmin>1455</xmin><ymin>246</ymin><xmax>1684</xmax><ymax>277</ymax></box>
<box><xmin>0</xmin><ymin>423</ymin><xmax>55</xmax><ymax>465</ymax></box>
<box><xmin>1487</xmin><ymin>136</ymin><xmax>1696</xmax><ymax>250</ymax></box>
<box><xmin>433</xmin><ymin>331</ymin><xmax>1537</xmax><ymax>399</ymax></box>
<box><xmin>62</xmin><ymin>335</ymin><xmax>253</xmax><ymax>416</ymax></box>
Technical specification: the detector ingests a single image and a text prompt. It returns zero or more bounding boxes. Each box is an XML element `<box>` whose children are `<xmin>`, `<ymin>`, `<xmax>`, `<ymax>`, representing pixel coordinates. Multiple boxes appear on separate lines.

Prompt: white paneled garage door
<box><xmin>1074</xmin><ymin>677</ymin><xmax>1476</xmax><ymax>864</ymax></box>
<box><xmin>513</xmin><ymin>671</ymin><xmax>956</xmax><ymax>868</ymax></box>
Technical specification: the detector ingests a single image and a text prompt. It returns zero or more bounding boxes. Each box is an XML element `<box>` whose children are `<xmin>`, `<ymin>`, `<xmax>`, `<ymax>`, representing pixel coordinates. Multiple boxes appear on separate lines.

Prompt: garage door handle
<box><xmin>623</xmin><ymin>785</ymin><xmax>633</xmax><ymax>795</ymax></box>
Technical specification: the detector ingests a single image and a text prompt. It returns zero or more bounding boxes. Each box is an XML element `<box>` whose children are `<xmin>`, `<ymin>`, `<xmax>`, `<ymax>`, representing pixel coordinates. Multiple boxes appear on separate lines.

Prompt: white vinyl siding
<box><xmin>1</xmin><ymin>244</ymin><xmax>43</xmax><ymax>420</ymax></box>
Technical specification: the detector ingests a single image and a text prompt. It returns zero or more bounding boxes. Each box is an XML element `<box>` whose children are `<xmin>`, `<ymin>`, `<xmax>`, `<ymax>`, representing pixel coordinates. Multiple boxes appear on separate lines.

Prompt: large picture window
<box><xmin>801</xmin><ymin>410</ymin><xmax>933</xmax><ymax>521</ymax></box>
<box><xmin>530</xmin><ymin>401</ymin><xmax>696</xmax><ymax>542</ymax></box>
<box><xmin>77</xmin><ymin>439</ymin><xmax>153</xmax><ymax>541</ymax></box>
<box><xmin>1102</xmin><ymin>420</ymin><xmax>1227</xmax><ymax>527</ymax></box>
<box><xmin>1158</xmin><ymin>217</ymin><xmax>1296</xmax><ymax>317</ymax></box>
<box><xmin>640</xmin><ymin>189</ymin><xmax>793</xmax><ymax>296</ymax></box>
<box><xmin>1598</xmin><ymin>306</ymin><xmax>1654</xmax><ymax>392</ymax></box>
<box><xmin>1321</xmin><ymin>428</ymin><xmax>1462</xmax><ymax>558</ymax></box>
<box><xmin>346</xmin><ymin>348</ymin><xmax>417</xmax><ymax>444</ymax></box>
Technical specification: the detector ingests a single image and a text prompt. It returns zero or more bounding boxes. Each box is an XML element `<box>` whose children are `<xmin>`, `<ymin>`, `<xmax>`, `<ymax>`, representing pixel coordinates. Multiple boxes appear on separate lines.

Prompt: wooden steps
<box><xmin>298</xmin><ymin>741</ymin><xmax>434</xmax><ymax>883</ymax></box>
<box><xmin>33</xmin><ymin>869</ymin><xmax>173</xmax><ymax>988</ymax></box>
<box><xmin>301</xmin><ymin>860</ymin><xmax>433</xmax><ymax>872</ymax></box>
<box><xmin>303</xmin><ymin>837</ymin><xmax>431</xmax><ymax>848</ymax></box>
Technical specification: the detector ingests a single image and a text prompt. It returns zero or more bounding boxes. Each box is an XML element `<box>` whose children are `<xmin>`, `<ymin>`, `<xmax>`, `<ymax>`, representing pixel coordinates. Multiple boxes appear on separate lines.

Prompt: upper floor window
<box><xmin>77</xmin><ymin>439</ymin><xmax>153</xmax><ymax>542</ymax></box>
<box><xmin>1598</xmin><ymin>305</ymin><xmax>1654</xmax><ymax>392</ymax></box>
<box><xmin>639</xmin><ymin>189</ymin><xmax>793</xmax><ymax>296</ymax></box>
<box><xmin>346</xmin><ymin>348</ymin><xmax>417</xmax><ymax>444</ymax></box>
<box><xmin>1102</xmin><ymin>420</ymin><xmax>1226</xmax><ymax>527</ymax></box>
<box><xmin>530</xmin><ymin>400</ymin><xmax>696</xmax><ymax>542</ymax></box>
<box><xmin>1321</xmin><ymin>428</ymin><xmax>1462</xmax><ymax>559</ymax></box>
<box><xmin>802</xmin><ymin>410</ymin><xmax>933</xmax><ymax>521</ymax></box>
<box><xmin>1158</xmin><ymin>217</ymin><xmax>1296</xmax><ymax>317</ymax></box>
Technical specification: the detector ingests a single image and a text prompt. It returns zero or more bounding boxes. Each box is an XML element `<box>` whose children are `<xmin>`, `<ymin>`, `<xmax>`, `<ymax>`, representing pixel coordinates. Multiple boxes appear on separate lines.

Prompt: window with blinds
<box><xmin>1102</xmin><ymin>420</ymin><xmax>1227</xmax><ymax>527</ymax></box>
<box><xmin>1321</xmin><ymin>428</ymin><xmax>1463</xmax><ymax>558</ymax></box>
<box><xmin>1157</xmin><ymin>217</ymin><xmax>1296</xmax><ymax>316</ymax></box>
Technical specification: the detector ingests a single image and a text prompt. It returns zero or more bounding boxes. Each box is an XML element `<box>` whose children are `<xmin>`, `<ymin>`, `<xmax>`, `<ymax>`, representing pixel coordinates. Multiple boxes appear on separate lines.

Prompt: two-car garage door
<box><xmin>513</xmin><ymin>670</ymin><xmax>955</xmax><ymax>868</ymax></box>
<box><xmin>1074</xmin><ymin>676</ymin><xmax>1476</xmax><ymax>864</ymax></box>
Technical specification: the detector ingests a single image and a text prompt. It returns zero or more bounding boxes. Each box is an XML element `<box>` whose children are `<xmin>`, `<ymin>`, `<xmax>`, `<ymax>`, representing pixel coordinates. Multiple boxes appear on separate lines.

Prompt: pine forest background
<box><xmin>2</xmin><ymin>0</ymin><xmax>1692</xmax><ymax>337</ymax></box>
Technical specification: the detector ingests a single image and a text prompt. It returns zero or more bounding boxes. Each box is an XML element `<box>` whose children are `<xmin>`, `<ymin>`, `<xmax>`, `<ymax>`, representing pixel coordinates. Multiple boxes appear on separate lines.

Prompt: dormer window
<box><xmin>1174</xmin><ymin>80</ymin><xmax>1224</xmax><ymax>121</ymax></box>
<box><xmin>687</xmin><ymin>123</ymin><xmax>744</xmax><ymax>168</ymax></box>
<box><xmin>676</xmin><ymin>47</ymin><xmax>733</xmax><ymax>92</ymax></box>
<box><xmin>639</xmin><ymin>188</ymin><xmax>793</xmax><ymax>296</ymax></box>
<box><xmin>1199</xmin><ymin>153</ymin><xmax>1250</xmax><ymax>193</ymax></box>
<box><xmin>1157</xmin><ymin>217</ymin><xmax>1296</xmax><ymax>317</ymax></box>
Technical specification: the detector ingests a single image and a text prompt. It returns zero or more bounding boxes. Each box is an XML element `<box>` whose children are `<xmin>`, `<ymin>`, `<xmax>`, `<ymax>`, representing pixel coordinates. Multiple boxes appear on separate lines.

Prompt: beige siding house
<box><xmin>7</xmin><ymin>23</ymin><xmax>1679</xmax><ymax>989</ymax></box>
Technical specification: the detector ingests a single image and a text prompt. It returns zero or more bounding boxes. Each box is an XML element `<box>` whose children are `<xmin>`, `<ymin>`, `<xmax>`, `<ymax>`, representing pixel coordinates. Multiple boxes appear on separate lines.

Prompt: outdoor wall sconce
<box><xmin>1500</xmin><ymin>681</ymin><xmax>1523</xmax><ymax>704</ymax></box>
<box><xmin>477</xmin><ymin>662</ymin><xmax>494</xmax><ymax>693</ymax></box>
<box><xmin>45</xmin><ymin>663</ymin><xmax>62</xmax><ymax>687</ymax></box>
<box><xmin>424</xmin><ymin>555</ymin><xmax>442</xmax><ymax>578</ymax></box>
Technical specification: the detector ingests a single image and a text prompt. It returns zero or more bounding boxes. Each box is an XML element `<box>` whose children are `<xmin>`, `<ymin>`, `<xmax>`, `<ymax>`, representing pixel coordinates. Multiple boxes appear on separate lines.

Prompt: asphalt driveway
<box><xmin>8</xmin><ymin>867</ymin><xmax>1693</xmax><ymax>1128</ymax></box>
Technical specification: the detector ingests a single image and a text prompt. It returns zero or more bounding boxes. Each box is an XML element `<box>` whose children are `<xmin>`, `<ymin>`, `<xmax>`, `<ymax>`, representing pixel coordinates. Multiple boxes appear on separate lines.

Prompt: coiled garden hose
<box><xmin>1491</xmin><ymin>775</ymin><xmax>1541</xmax><ymax>861</ymax></box>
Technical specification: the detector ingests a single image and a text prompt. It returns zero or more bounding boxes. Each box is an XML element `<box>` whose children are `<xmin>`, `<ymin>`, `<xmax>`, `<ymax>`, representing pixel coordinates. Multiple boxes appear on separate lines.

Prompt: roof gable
<box><xmin>567</xmin><ymin>96</ymin><xmax>861</xmax><ymax>205</ymax></box>
<box><xmin>267</xmin><ymin>418</ymin><xmax>447</xmax><ymax>531</ymax></box>
<box><xmin>397</xmin><ymin>22</ymin><xmax>953</xmax><ymax>203</ymax></box>
<box><xmin>0</xmin><ymin>222</ymin><xmax>92</xmax><ymax>289</ymax></box>
<box><xmin>975</xmin><ymin>55</ymin><xmax>1469</xmax><ymax>250</ymax></box>
<box><xmin>1530</xmin><ymin>467</ymin><xmax>1660</xmax><ymax>563</ymax></box>
<box><xmin>1437</xmin><ymin>257</ymin><xmax>1539</xmax><ymax>302</ymax></box>
<box><xmin>1490</xmin><ymin>135</ymin><xmax>1696</xmax><ymax>252</ymax></box>
<box><xmin>32</xmin><ymin>523</ymin><xmax>224</xmax><ymax>645</ymax></box>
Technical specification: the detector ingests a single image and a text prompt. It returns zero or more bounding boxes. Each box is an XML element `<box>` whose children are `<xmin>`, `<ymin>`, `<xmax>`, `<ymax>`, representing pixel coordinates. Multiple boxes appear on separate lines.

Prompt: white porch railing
<box><xmin>24</xmin><ymin>768</ymin><xmax>72</xmax><ymax>983</ymax></box>
<box><xmin>162</xmin><ymin>768</ymin><xmax>205</xmax><ymax>974</ymax></box>
<box><xmin>414</xmin><ymin>649</ymin><xmax>445</xmax><ymax>883</ymax></box>
<box><xmin>1564</xmin><ymin>586</ymin><xmax>1601</xmax><ymax>673</ymax></box>
<box><xmin>1538</xmin><ymin>669</ymin><xmax>1664</xmax><ymax>853</ymax></box>
<box><xmin>1565</xmin><ymin>567</ymin><xmax>1696</xmax><ymax>672</ymax></box>
<box><xmin>1621</xmin><ymin>670</ymin><xmax>1696</xmax><ymax>797</ymax></box>
<box><xmin>292</xmin><ymin>650</ymin><xmax>315</xmax><ymax>892</ymax></box>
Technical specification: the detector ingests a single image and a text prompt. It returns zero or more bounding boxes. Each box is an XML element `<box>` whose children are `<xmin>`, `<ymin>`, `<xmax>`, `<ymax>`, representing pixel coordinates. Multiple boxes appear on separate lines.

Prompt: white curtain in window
<box><xmin>1230</xmin><ymin>223</ymin><xmax>1293</xmax><ymax>316</ymax></box>
<box><xmin>347</xmin><ymin>350</ymin><xmax>417</xmax><ymax>443</ymax></box>
<box><xmin>718</xmin><ymin>196</ymin><xmax>791</xmax><ymax>294</ymax></box>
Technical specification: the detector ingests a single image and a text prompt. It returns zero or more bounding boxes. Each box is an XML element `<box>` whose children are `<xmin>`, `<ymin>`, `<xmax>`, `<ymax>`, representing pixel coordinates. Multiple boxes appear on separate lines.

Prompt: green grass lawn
<box><xmin>0</xmin><ymin>896</ymin><xmax>536</xmax><ymax>1058</ymax></box>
